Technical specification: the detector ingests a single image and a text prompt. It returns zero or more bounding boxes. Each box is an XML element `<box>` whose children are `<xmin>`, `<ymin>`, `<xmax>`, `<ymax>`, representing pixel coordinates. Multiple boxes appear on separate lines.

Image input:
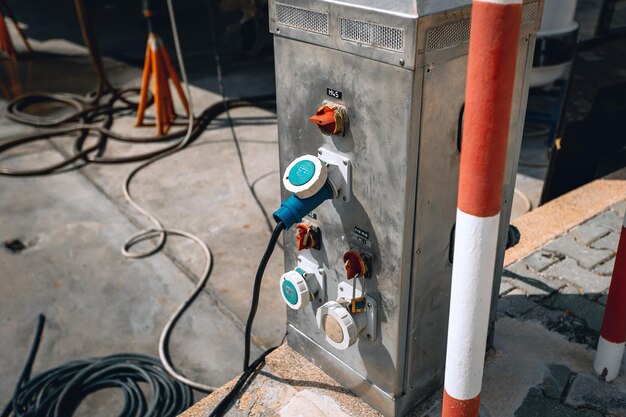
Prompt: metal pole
<box><xmin>442</xmin><ymin>1</ymin><xmax>523</xmax><ymax>416</ymax></box>
<box><xmin>594</xmin><ymin>212</ymin><xmax>626</xmax><ymax>381</ymax></box>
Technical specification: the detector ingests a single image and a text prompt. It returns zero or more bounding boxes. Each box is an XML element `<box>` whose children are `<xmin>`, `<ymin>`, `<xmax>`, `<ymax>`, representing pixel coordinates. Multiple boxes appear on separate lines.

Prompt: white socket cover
<box><xmin>282</xmin><ymin>155</ymin><xmax>328</xmax><ymax>199</ymax></box>
<box><xmin>280</xmin><ymin>270</ymin><xmax>310</xmax><ymax>310</ymax></box>
<box><xmin>316</xmin><ymin>301</ymin><xmax>366</xmax><ymax>350</ymax></box>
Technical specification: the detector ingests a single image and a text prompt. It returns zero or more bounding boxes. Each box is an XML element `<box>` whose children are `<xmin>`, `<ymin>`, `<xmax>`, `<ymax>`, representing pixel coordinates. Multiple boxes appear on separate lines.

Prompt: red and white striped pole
<box><xmin>442</xmin><ymin>1</ymin><xmax>523</xmax><ymax>416</ymax></box>
<box><xmin>594</xmin><ymin>213</ymin><xmax>626</xmax><ymax>381</ymax></box>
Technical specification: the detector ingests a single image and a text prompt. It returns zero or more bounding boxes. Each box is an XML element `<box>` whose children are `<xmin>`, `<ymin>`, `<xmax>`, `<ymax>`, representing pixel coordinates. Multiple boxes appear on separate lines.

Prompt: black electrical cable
<box><xmin>207</xmin><ymin>221</ymin><xmax>286</xmax><ymax>417</ymax></box>
<box><xmin>243</xmin><ymin>221</ymin><xmax>285</xmax><ymax>370</ymax></box>
<box><xmin>0</xmin><ymin>90</ymin><xmax>275</xmax><ymax>176</ymax></box>
<box><xmin>205</xmin><ymin>346</ymin><xmax>279</xmax><ymax>417</ymax></box>
<box><xmin>1</xmin><ymin>315</ymin><xmax>193</xmax><ymax>417</ymax></box>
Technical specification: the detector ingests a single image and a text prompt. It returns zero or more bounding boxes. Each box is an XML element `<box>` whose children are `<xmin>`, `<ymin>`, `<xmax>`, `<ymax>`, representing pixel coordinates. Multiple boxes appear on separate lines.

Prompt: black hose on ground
<box><xmin>1</xmin><ymin>315</ymin><xmax>194</xmax><ymax>417</ymax></box>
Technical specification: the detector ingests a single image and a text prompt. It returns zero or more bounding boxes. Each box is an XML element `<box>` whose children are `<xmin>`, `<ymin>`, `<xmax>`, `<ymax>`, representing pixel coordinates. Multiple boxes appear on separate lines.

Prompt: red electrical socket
<box><xmin>343</xmin><ymin>249</ymin><xmax>370</xmax><ymax>279</ymax></box>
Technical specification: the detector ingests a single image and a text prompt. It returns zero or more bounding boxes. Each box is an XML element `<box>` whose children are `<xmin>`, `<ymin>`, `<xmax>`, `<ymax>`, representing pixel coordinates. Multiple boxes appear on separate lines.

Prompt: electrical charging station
<box><xmin>269</xmin><ymin>1</ymin><xmax>542</xmax><ymax>415</ymax></box>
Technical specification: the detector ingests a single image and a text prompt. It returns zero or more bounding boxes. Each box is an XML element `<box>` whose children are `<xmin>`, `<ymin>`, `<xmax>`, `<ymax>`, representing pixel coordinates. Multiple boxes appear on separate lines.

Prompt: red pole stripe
<box><xmin>443</xmin><ymin>390</ymin><xmax>481</xmax><ymax>417</ymax></box>
<box><xmin>457</xmin><ymin>1</ymin><xmax>522</xmax><ymax>218</ymax></box>
<box><xmin>600</xmin><ymin>225</ymin><xmax>626</xmax><ymax>343</ymax></box>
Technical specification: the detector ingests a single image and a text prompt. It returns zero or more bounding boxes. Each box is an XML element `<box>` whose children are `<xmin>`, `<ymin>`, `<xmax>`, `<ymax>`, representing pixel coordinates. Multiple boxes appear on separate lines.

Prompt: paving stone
<box><xmin>610</xmin><ymin>200</ymin><xmax>626</xmax><ymax>218</ymax></box>
<box><xmin>584</xmin><ymin>292</ymin><xmax>604</xmax><ymax>303</ymax></box>
<box><xmin>498</xmin><ymin>290</ymin><xmax>538</xmax><ymax>318</ymax></box>
<box><xmin>565</xmin><ymin>373</ymin><xmax>626</xmax><ymax>416</ymax></box>
<box><xmin>544</xmin><ymin>258</ymin><xmax>612</xmax><ymax>294</ymax></box>
<box><xmin>594</xmin><ymin>258</ymin><xmax>616</xmax><ymax>276</ymax></box>
<box><xmin>543</xmin><ymin>293</ymin><xmax>605</xmax><ymax>333</ymax></box>
<box><xmin>592</xmin><ymin>232</ymin><xmax>620</xmax><ymax>251</ymax></box>
<box><xmin>540</xmin><ymin>364</ymin><xmax>572</xmax><ymax>400</ymax></box>
<box><xmin>499</xmin><ymin>281</ymin><xmax>515</xmax><ymax>296</ymax></box>
<box><xmin>522</xmin><ymin>304</ymin><xmax>567</xmax><ymax>329</ymax></box>
<box><xmin>545</xmin><ymin>237</ymin><xmax>614</xmax><ymax>269</ymax></box>
<box><xmin>550</xmin><ymin>315</ymin><xmax>600</xmax><ymax>347</ymax></box>
<box><xmin>570</xmin><ymin>223</ymin><xmax>611</xmax><ymax>245</ymax></box>
<box><xmin>503</xmin><ymin>262</ymin><xmax>566</xmax><ymax>297</ymax></box>
<box><xmin>523</xmin><ymin>250</ymin><xmax>563</xmax><ymax>272</ymax></box>
<box><xmin>590</xmin><ymin>211</ymin><xmax>623</xmax><ymax>234</ymax></box>
<box><xmin>515</xmin><ymin>387</ymin><xmax>604</xmax><ymax>417</ymax></box>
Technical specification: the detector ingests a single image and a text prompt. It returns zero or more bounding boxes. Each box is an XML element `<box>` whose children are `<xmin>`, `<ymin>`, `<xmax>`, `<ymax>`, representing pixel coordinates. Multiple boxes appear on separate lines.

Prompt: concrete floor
<box><xmin>0</xmin><ymin>34</ymin><xmax>281</xmax><ymax>413</ymax></box>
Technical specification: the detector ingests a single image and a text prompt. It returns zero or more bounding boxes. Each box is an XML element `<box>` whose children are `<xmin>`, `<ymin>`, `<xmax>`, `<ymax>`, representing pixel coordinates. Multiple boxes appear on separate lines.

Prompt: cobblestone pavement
<box><xmin>499</xmin><ymin>200</ymin><xmax>626</xmax><ymax>417</ymax></box>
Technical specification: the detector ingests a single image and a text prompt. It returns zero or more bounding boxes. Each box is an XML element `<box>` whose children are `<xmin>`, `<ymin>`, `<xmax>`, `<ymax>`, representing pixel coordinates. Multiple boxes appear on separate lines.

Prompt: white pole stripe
<box><xmin>444</xmin><ymin>209</ymin><xmax>501</xmax><ymax>400</ymax></box>
<box><xmin>594</xmin><ymin>336</ymin><xmax>625</xmax><ymax>382</ymax></box>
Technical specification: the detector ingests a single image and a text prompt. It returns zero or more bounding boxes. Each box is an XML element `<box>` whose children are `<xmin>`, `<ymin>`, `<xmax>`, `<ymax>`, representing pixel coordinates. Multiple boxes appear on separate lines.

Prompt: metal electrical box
<box><xmin>271</xmin><ymin>1</ymin><xmax>542</xmax><ymax>415</ymax></box>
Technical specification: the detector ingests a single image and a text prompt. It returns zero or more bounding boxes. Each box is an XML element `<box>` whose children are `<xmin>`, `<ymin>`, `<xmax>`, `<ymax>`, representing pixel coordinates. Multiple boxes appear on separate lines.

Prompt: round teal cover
<box><xmin>288</xmin><ymin>160</ymin><xmax>316</xmax><ymax>186</ymax></box>
<box><xmin>282</xmin><ymin>280</ymin><xmax>299</xmax><ymax>305</ymax></box>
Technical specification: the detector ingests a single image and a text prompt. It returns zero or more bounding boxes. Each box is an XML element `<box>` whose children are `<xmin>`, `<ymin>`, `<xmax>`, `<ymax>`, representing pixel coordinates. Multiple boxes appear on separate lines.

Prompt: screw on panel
<box><xmin>342</xmin><ymin>196</ymin><xmax>347</xmax><ymax>202</ymax></box>
<box><xmin>276</xmin><ymin>28</ymin><xmax>280</xmax><ymax>33</ymax></box>
<box><xmin>366</xmin><ymin>334</ymin><xmax>372</xmax><ymax>340</ymax></box>
<box><xmin>342</xmin><ymin>160</ymin><xmax>348</xmax><ymax>166</ymax></box>
<box><xmin>367</xmin><ymin>302</ymin><xmax>372</xmax><ymax>308</ymax></box>
<box><xmin>399</xmin><ymin>59</ymin><xmax>405</xmax><ymax>66</ymax></box>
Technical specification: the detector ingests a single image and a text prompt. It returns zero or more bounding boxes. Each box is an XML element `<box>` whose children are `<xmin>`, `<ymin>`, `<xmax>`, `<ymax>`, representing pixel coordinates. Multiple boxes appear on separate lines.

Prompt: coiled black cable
<box><xmin>1</xmin><ymin>315</ymin><xmax>193</xmax><ymax>417</ymax></box>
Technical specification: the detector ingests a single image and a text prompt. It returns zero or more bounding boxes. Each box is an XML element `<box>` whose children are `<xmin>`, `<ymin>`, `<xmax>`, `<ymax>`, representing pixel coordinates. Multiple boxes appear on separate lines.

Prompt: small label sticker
<box><xmin>327</xmin><ymin>88</ymin><xmax>342</xmax><ymax>100</ymax></box>
<box><xmin>354</xmin><ymin>227</ymin><xmax>369</xmax><ymax>239</ymax></box>
<box><xmin>355</xmin><ymin>236</ymin><xmax>369</xmax><ymax>247</ymax></box>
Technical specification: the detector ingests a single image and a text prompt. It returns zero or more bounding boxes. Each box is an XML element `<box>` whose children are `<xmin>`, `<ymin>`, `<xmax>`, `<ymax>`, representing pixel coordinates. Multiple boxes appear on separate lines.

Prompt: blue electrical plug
<box><xmin>273</xmin><ymin>182</ymin><xmax>333</xmax><ymax>229</ymax></box>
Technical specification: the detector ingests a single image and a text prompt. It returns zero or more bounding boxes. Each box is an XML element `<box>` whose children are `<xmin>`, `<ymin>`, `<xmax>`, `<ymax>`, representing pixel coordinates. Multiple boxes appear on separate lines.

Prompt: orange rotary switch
<box><xmin>343</xmin><ymin>249</ymin><xmax>369</xmax><ymax>279</ymax></box>
<box><xmin>309</xmin><ymin>103</ymin><xmax>347</xmax><ymax>136</ymax></box>
<box><xmin>296</xmin><ymin>223</ymin><xmax>321</xmax><ymax>251</ymax></box>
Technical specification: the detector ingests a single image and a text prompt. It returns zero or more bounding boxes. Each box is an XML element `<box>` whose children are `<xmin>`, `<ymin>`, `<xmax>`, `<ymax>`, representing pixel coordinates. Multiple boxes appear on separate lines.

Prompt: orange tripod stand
<box><xmin>0</xmin><ymin>0</ymin><xmax>32</xmax><ymax>60</ymax></box>
<box><xmin>135</xmin><ymin>3</ymin><xmax>189</xmax><ymax>136</ymax></box>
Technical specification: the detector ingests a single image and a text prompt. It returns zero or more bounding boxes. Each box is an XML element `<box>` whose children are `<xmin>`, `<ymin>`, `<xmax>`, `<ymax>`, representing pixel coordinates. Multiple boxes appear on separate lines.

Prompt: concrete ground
<box><xmin>0</xmin><ymin>35</ymin><xmax>281</xmax><ymax>413</ymax></box>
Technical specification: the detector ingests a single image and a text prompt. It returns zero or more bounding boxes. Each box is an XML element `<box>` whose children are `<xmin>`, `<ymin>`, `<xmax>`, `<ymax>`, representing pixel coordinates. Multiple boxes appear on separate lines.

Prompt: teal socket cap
<box><xmin>288</xmin><ymin>160</ymin><xmax>316</xmax><ymax>186</ymax></box>
<box><xmin>282</xmin><ymin>279</ymin><xmax>299</xmax><ymax>306</ymax></box>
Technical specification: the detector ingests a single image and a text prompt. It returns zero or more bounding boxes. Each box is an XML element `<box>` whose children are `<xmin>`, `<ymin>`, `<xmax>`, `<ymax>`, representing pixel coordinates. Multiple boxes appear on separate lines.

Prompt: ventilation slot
<box><xmin>521</xmin><ymin>2</ymin><xmax>539</xmax><ymax>25</ymax></box>
<box><xmin>426</xmin><ymin>3</ymin><xmax>538</xmax><ymax>53</ymax></box>
<box><xmin>276</xmin><ymin>3</ymin><xmax>329</xmax><ymax>35</ymax></box>
<box><xmin>340</xmin><ymin>18</ymin><xmax>404</xmax><ymax>52</ymax></box>
<box><xmin>426</xmin><ymin>18</ymin><xmax>471</xmax><ymax>52</ymax></box>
